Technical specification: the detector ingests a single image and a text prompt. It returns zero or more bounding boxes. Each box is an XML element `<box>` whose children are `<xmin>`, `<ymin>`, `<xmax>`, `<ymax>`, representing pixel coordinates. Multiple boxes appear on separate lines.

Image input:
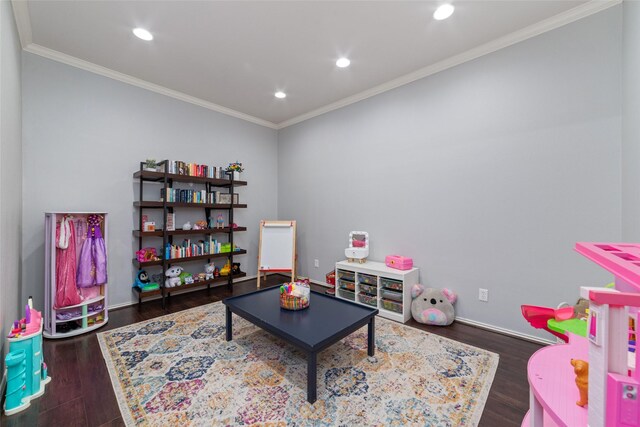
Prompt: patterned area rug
<box><xmin>98</xmin><ymin>301</ymin><xmax>498</xmax><ymax>426</ymax></box>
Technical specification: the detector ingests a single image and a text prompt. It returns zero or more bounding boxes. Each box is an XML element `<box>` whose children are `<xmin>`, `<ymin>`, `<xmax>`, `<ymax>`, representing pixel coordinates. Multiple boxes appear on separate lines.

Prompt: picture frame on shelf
<box><xmin>217</xmin><ymin>193</ymin><xmax>232</xmax><ymax>204</ymax></box>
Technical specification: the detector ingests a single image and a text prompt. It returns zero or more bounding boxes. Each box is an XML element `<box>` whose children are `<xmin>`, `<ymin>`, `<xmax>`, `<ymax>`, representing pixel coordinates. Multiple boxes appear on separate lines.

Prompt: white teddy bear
<box><xmin>165</xmin><ymin>266</ymin><xmax>183</xmax><ymax>288</ymax></box>
<box><xmin>204</xmin><ymin>263</ymin><xmax>215</xmax><ymax>280</ymax></box>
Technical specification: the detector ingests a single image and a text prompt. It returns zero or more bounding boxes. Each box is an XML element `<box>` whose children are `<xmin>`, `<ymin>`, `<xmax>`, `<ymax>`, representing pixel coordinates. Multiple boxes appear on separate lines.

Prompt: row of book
<box><xmin>160</xmin><ymin>189</ymin><xmax>238</xmax><ymax>204</ymax></box>
<box><xmin>161</xmin><ymin>188</ymin><xmax>215</xmax><ymax>204</ymax></box>
<box><xmin>165</xmin><ymin>239</ymin><xmax>236</xmax><ymax>259</ymax></box>
<box><xmin>165</xmin><ymin>160</ymin><xmax>228</xmax><ymax>179</ymax></box>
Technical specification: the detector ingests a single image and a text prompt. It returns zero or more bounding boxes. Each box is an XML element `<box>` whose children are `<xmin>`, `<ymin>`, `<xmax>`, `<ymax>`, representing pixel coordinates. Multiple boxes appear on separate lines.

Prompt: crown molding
<box><xmin>275</xmin><ymin>0</ymin><xmax>621</xmax><ymax>129</ymax></box>
<box><xmin>22</xmin><ymin>43</ymin><xmax>279</xmax><ymax>129</ymax></box>
<box><xmin>11</xmin><ymin>0</ymin><xmax>32</xmax><ymax>48</ymax></box>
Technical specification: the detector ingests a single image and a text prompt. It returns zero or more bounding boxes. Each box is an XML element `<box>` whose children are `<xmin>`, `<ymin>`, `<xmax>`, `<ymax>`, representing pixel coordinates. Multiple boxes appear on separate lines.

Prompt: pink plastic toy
<box><xmin>385</xmin><ymin>255</ymin><xmax>413</xmax><ymax>270</ymax></box>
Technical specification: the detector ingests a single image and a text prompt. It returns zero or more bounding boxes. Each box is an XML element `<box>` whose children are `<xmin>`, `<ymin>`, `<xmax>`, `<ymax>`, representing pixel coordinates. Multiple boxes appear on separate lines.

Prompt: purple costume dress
<box><xmin>76</xmin><ymin>214</ymin><xmax>107</xmax><ymax>287</ymax></box>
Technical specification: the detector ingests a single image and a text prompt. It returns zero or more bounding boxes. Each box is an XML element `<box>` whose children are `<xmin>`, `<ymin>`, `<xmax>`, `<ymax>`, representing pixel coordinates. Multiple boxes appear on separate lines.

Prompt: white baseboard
<box><xmin>455</xmin><ymin>316</ymin><xmax>555</xmax><ymax>346</ymax></box>
<box><xmin>108</xmin><ymin>273</ymin><xmax>265</xmax><ymax>311</ymax></box>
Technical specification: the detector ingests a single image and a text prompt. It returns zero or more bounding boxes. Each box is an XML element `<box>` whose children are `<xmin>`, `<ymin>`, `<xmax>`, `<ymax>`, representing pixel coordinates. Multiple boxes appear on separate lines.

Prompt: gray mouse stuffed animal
<box><xmin>410</xmin><ymin>285</ymin><xmax>457</xmax><ymax>326</ymax></box>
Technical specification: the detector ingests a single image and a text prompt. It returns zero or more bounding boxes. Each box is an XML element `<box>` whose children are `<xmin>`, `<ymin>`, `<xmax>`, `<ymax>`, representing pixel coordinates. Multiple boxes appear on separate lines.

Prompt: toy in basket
<box><xmin>280</xmin><ymin>281</ymin><xmax>310</xmax><ymax>310</ymax></box>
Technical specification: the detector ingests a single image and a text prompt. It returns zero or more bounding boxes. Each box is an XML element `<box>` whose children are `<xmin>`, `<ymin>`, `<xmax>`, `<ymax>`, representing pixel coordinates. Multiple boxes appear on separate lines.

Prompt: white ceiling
<box><xmin>15</xmin><ymin>1</ymin><xmax>615</xmax><ymax>128</ymax></box>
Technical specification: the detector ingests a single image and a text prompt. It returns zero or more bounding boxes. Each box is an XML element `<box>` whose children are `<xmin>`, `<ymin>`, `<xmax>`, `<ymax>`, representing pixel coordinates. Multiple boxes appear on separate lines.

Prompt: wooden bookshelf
<box><xmin>133</xmin><ymin>159</ymin><xmax>247</xmax><ymax>308</ymax></box>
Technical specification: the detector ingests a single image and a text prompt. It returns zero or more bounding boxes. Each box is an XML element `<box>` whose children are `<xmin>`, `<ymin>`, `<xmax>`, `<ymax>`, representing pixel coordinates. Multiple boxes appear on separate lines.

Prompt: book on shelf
<box><xmin>165</xmin><ymin>159</ymin><xmax>226</xmax><ymax>179</ymax></box>
<box><xmin>164</xmin><ymin>238</ymin><xmax>237</xmax><ymax>259</ymax></box>
<box><xmin>160</xmin><ymin>188</ymin><xmax>213</xmax><ymax>204</ymax></box>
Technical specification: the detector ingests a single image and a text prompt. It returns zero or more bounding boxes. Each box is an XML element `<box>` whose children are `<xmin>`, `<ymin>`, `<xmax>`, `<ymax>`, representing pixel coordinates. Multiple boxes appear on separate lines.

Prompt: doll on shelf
<box><xmin>216</xmin><ymin>213</ymin><xmax>225</xmax><ymax>229</ymax></box>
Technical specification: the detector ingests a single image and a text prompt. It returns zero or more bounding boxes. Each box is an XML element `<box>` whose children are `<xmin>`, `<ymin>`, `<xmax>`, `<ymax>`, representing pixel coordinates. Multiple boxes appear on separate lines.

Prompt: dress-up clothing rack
<box><xmin>43</xmin><ymin>212</ymin><xmax>109</xmax><ymax>339</ymax></box>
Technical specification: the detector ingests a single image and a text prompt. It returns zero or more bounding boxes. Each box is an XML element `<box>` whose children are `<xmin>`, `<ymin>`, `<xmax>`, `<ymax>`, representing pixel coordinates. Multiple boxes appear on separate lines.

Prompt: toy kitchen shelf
<box><xmin>133</xmin><ymin>160</ymin><xmax>247</xmax><ymax>309</ymax></box>
<box><xmin>334</xmin><ymin>260</ymin><xmax>419</xmax><ymax>323</ymax></box>
<box><xmin>523</xmin><ymin>242</ymin><xmax>640</xmax><ymax>427</ymax></box>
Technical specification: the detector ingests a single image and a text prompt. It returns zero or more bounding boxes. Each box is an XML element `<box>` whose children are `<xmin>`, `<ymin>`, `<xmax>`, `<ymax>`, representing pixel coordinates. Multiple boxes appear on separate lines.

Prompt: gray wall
<box><xmin>278</xmin><ymin>7</ymin><xmax>622</xmax><ymax>338</ymax></box>
<box><xmin>22</xmin><ymin>53</ymin><xmax>278</xmax><ymax>309</ymax></box>
<box><xmin>622</xmin><ymin>0</ymin><xmax>640</xmax><ymax>242</ymax></box>
<box><xmin>1</xmin><ymin>0</ymin><xmax>23</xmax><ymax>377</ymax></box>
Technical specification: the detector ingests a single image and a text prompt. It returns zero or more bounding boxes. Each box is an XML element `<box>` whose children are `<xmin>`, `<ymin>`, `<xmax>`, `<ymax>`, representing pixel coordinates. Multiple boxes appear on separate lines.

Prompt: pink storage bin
<box><xmin>385</xmin><ymin>255</ymin><xmax>413</xmax><ymax>270</ymax></box>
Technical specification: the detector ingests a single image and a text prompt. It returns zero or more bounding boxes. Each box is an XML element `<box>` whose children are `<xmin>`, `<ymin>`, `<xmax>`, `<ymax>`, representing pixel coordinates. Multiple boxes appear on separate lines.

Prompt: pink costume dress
<box><xmin>55</xmin><ymin>216</ymin><xmax>82</xmax><ymax>308</ymax></box>
<box><xmin>76</xmin><ymin>214</ymin><xmax>107</xmax><ymax>287</ymax></box>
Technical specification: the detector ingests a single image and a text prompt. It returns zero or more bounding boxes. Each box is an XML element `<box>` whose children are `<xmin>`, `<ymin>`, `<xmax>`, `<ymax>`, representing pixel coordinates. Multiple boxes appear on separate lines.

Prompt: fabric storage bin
<box><xmin>360</xmin><ymin>284</ymin><xmax>377</xmax><ymax>295</ymax></box>
<box><xmin>339</xmin><ymin>289</ymin><xmax>356</xmax><ymax>301</ymax></box>
<box><xmin>381</xmin><ymin>299</ymin><xmax>403</xmax><ymax>313</ymax></box>
<box><xmin>358</xmin><ymin>273</ymin><xmax>377</xmax><ymax>285</ymax></box>
<box><xmin>338</xmin><ymin>279</ymin><xmax>356</xmax><ymax>291</ymax></box>
<box><xmin>381</xmin><ymin>289</ymin><xmax>403</xmax><ymax>302</ymax></box>
<box><xmin>380</xmin><ymin>277</ymin><xmax>403</xmax><ymax>291</ymax></box>
<box><xmin>337</xmin><ymin>270</ymin><xmax>355</xmax><ymax>281</ymax></box>
<box><xmin>358</xmin><ymin>293</ymin><xmax>377</xmax><ymax>307</ymax></box>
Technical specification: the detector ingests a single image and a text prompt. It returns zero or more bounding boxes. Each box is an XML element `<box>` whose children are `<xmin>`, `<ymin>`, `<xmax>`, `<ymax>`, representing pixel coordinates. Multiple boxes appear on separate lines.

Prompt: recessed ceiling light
<box><xmin>275</xmin><ymin>91</ymin><xmax>286</xmax><ymax>99</ymax></box>
<box><xmin>336</xmin><ymin>58</ymin><xmax>351</xmax><ymax>68</ymax></box>
<box><xmin>433</xmin><ymin>4</ymin><xmax>455</xmax><ymax>20</ymax></box>
<box><xmin>133</xmin><ymin>28</ymin><xmax>153</xmax><ymax>41</ymax></box>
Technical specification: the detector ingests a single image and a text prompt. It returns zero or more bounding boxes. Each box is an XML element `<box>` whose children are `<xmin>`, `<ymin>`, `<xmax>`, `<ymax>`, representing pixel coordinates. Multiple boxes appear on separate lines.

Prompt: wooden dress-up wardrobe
<box><xmin>43</xmin><ymin>212</ymin><xmax>108</xmax><ymax>338</ymax></box>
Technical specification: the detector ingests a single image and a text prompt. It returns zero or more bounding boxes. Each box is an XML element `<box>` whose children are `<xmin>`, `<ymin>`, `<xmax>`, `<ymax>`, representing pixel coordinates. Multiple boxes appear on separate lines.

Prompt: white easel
<box><xmin>257</xmin><ymin>220</ymin><xmax>296</xmax><ymax>288</ymax></box>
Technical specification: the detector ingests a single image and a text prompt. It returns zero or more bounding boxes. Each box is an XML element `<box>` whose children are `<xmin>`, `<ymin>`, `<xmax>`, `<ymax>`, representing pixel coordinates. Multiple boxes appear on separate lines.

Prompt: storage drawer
<box><xmin>337</xmin><ymin>269</ymin><xmax>355</xmax><ymax>282</ymax></box>
<box><xmin>381</xmin><ymin>299</ymin><xmax>403</xmax><ymax>313</ymax></box>
<box><xmin>339</xmin><ymin>289</ymin><xmax>355</xmax><ymax>301</ymax></box>
<box><xmin>381</xmin><ymin>289</ymin><xmax>403</xmax><ymax>302</ymax></box>
<box><xmin>338</xmin><ymin>279</ymin><xmax>356</xmax><ymax>291</ymax></box>
<box><xmin>380</xmin><ymin>277</ymin><xmax>403</xmax><ymax>291</ymax></box>
<box><xmin>358</xmin><ymin>293</ymin><xmax>378</xmax><ymax>307</ymax></box>
<box><xmin>359</xmin><ymin>284</ymin><xmax>377</xmax><ymax>295</ymax></box>
<box><xmin>358</xmin><ymin>273</ymin><xmax>377</xmax><ymax>285</ymax></box>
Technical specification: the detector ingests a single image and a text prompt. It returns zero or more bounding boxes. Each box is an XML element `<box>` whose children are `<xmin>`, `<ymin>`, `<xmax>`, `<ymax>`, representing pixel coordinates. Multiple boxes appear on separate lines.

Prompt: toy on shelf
<box><xmin>204</xmin><ymin>263</ymin><xmax>215</xmax><ymax>280</ymax></box>
<box><xmin>410</xmin><ymin>285</ymin><xmax>457</xmax><ymax>326</ymax></box>
<box><xmin>193</xmin><ymin>220</ymin><xmax>208</xmax><ymax>230</ymax></box>
<box><xmin>179</xmin><ymin>270</ymin><xmax>193</xmax><ymax>285</ymax></box>
<box><xmin>345</xmin><ymin>231</ymin><xmax>369</xmax><ymax>263</ymax></box>
<box><xmin>220</xmin><ymin>260</ymin><xmax>231</xmax><ymax>276</ymax></box>
<box><xmin>182</xmin><ymin>221</ymin><xmax>192</xmax><ymax>231</ymax></box>
<box><xmin>133</xmin><ymin>270</ymin><xmax>160</xmax><ymax>292</ymax></box>
<box><xmin>232</xmin><ymin>262</ymin><xmax>242</xmax><ymax>275</ymax></box>
<box><xmin>164</xmin><ymin>266</ymin><xmax>183</xmax><ymax>288</ymax></box>
<box><xmin>216</xmin><ymin>213</ymin><xmax>225</xmax><ymax>229</ymax></box>
<box><xmin>571</xmin><ymin>359</ymin><xmax>589</xmax><ymax>407</ymax></box>
<box><xmin>385</xmin><ymin>255</ymin><xmax>413</xmax><ymax>270</ymax></box>
<box><xmin>279</xmin><ymin>281</ymin><xmax>310</xmax><ymax>310</ymax></box>
<box><xmin>136</xmin><ymin>247</ymin><xmax>160</xmax><ymax>263</ymax></box>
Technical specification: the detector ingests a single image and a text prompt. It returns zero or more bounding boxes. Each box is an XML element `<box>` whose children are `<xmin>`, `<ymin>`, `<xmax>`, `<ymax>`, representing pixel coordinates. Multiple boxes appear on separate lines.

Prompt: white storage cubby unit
<box><xmin>335</xmin><ymin>260</ymin><xmax>419</xmax><ymax>323</ymax></box>
<box><xmin>43</xmin><ymin>212</ymin><xmax>109</xmax><ymax>339</ymax></box>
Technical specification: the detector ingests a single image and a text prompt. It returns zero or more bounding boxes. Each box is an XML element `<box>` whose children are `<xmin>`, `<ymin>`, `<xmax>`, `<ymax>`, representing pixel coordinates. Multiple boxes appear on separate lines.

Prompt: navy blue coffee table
<box><xmin>223</xmin><ymin>286</ymin><xmax>378</xmax><ymax>403</ymax></box>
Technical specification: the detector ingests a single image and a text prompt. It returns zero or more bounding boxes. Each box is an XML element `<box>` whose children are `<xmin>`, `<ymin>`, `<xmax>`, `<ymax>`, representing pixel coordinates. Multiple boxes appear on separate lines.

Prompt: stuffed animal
<box><xmin>165</xmin><ymin>266</ymin><xmax>183</xmax><ymax>288</ymax></box>
<box><xmin>232</xmin><ymin>262</ymin><xmax>242</xmax><ymax>275</ymax></box>
<box><xmin>571</xmin><ymin>359</ymin><xmax>589</xmax><ymax>407</ymax></box>
<box><xmin>179</xmin><ymin>271</ymin><xmax>193</xmax><ymax>285</ymax></box>
<box><xmin>204</xmin><ymin>263</ymin><xmax>216</xmax><ymax>280</ymax></box>
<box><xmin>220</xmin><ymin>260</ymin><xmax>231</xmax><ymax>276</ymax></box>
<box><xmin>410</xmin><ymin>285</ymin><xmax>457</xmax><ymax>326</ymax></box>
<box><xmin>134</xmin><ymin>270</ymin><xmax>150</xmax><ymax>288</ymax></box>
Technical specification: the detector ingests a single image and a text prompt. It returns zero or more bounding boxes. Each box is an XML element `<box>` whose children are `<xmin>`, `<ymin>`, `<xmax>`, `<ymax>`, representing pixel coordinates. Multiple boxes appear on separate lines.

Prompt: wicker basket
<box><xmin>279</xmin><ymin>293</ymin><xmax>309</xmax><ymax>311</ymax></box>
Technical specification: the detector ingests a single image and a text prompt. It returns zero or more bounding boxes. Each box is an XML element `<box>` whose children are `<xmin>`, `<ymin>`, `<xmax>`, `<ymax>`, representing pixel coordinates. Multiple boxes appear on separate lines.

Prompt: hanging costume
<box><xmin>77</xmin><ymin>214</ymin><xmax>107</xmax><ymax>287</ymax></box>
<box><xmin>55</xmin><ymin>216</ymin><xmax>82</xmax><ymax>308</ymax></box>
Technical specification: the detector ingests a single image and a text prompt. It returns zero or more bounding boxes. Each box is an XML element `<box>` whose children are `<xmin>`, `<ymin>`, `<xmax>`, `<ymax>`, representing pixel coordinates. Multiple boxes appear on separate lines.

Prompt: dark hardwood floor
<box><xmin>1</xmin><ymin>275</ymin><xmax>542</xmax><ymax>426</ymax></box>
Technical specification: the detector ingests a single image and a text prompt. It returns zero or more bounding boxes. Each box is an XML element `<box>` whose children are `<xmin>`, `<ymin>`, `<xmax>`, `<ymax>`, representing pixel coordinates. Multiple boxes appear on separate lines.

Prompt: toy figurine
<box><xmin>214</xmin><ymin>267</ymin><xmax>220</xmax><ymax>278</ymax></box>
<box><xmin>216</xmin><ymin>213</ymin><xmax>224</xmax><ymax>229</ymax></box>
<box><xmin>183</xmin><ymin>221</ymin><xmax>192</xmax><ymax>231</ymax></box>
<box><xmin>220</xmin><ymin>260</ymin><xmax>231</xmax><ymax>276</ymax></box>
<box><xmin>193</xmin><ymin>220</ymin><xmax>208</xmax><ymax>230</ymax></box>
<box><xmin>204</xmin><ymin>263</ymin><xmax>215</xmax><ymax>280</ymax></box>
<box><xmin>571</xmin><ymin>359</ymin><xmax>589</xmax><ymax>407</ymax></box>
<box><xmin>232</xmin><ymin>262</ymin><xmax>242</xmax><ymax>275</ymax></box>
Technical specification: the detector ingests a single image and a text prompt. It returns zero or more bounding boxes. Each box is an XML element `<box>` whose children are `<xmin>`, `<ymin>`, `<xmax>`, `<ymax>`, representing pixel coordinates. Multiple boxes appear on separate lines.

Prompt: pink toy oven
<box><xmin>385</xmin><ymin>255</ymin><xmax>413</xmax><ymax>270</ymax></box>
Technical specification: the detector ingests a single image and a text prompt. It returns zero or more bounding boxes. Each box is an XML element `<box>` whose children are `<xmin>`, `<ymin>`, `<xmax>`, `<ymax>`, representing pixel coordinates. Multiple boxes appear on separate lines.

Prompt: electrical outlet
<box><xmin>314</xmin><ymin>259</ymin><xmax>319</xmax><ymax>268</ymax></box>
<box><xmin>479</xmin><ymin>288</ymin><xmax>489</xmax><ymax>302</ymax></box>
